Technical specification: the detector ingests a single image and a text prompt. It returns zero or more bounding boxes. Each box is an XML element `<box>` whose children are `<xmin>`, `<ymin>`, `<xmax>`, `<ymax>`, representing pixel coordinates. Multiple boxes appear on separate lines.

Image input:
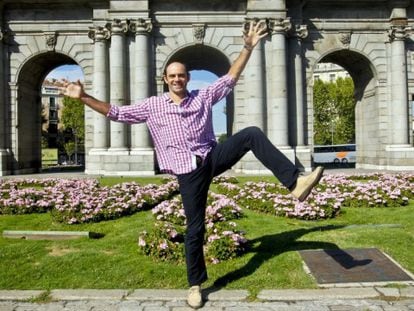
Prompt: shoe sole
<box><xmin>187</xmin><ymin>301</ymin><xmax>203</xmax><ymax>309</ymax></box>
<box><xmin>298</xmin><ymin>166</ymin><xmax>324</xmax><ymax>202</ymax></box>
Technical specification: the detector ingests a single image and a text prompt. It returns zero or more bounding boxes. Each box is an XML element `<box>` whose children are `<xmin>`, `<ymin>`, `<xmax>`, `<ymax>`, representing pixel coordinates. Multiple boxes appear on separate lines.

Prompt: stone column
<box><xmin>289</xmin><ymin>24</ymin><xmax>311</xmax><ymax>170</ymax></box>
<box><xmin>267</xmin><ymin>18</ymin><xmax>291</xmax><ymax>147</ymax></box>
<box><xmin>109</xmin><ymin>19</ymin><xmax>128</xmax><ymax>152</ymax></box>
<box><xmin>292</xmin><ymin>25</ymin><xmax>308</xmax><ymax>147</ymax></box>
<box><xmin>0</xmin><ymin>26</ymin><xmax>10</xmax><ymax>175</ymax></box>
<box><xmin>88</xmin><ymin>26</ymin><xmax>110</xmax><ymax>151</ymax></box>
<box><xmin>243</xmin><ymin>18</ymin><xmax>265</xmax><ymax>131</ymax></box>
<box><xmin>130</xmin><ymin>18</ymin><xmax>152</xmax><ymax>150</ymax></box>
<box><xmin>388</xmin><ymin>25</ymin><xmax>410</xmax><ymax>146</ymax></box>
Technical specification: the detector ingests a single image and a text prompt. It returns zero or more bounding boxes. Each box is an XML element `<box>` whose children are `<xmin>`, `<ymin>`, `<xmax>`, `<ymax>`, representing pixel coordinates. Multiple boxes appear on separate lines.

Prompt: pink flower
<box><xmin>138</xmin><ymin>237</ymin><xmax>146</xmax><ymax>247</ymax></box>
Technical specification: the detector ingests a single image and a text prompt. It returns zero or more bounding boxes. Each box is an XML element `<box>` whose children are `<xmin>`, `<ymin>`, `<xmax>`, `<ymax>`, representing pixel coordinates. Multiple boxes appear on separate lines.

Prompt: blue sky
<box><xmin>188</xmin><ymin>70</ymin><xmax>227</xmax><ymax>134</ymax></box>
<box><xmin>46</xmin><ymin>65</ymin><xmax>227</xmax><ymax>133</ymax></box>
<box><xmin>46</xmin><ymin>64</ymin><xmax>84</xmax><ymax>82</ymax></box>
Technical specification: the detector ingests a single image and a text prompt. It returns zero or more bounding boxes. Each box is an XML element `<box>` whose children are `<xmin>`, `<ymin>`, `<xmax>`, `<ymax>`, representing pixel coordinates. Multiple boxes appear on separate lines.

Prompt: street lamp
<box><xmin>72</xmin><ymin>128</ymin><xmax>78</xmax><ymax>165</ymax></box>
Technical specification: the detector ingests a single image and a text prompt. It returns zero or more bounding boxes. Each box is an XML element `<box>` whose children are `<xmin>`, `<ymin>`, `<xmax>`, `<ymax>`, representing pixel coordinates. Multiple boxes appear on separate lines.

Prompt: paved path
<box><xmin>1</xmin><ymin>287</ymin><xmax>414</xmax><ymax>310</ymax></box>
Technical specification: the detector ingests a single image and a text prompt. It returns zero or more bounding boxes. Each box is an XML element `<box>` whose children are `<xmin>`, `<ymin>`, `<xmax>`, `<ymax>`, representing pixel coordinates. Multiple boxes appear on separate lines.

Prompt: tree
<box><xmin>61</xmin><ymin>96</ymin><xmax>85</xmax><ymax>163</ymax></box>
<box><xmin>61</xmin><ymin>96</ymin><xmax>85</xmax><ymax>142</ymax></box>
<box><xmin>313</xmin><ymin>77</ymin><xmax>355</xmax><ymax>145</ymax></box>
<box><xmin>64</xmin><ymin>141</ymin><xmax>76</xmax><ymax>163</ymax></box>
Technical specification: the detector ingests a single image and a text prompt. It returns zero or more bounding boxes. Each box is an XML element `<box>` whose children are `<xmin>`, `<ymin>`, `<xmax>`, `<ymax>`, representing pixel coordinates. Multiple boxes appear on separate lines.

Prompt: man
<box><xmin>61</xmin><ymin>21</ymin><xmax>323</xmax><ymax>309</ymax></box>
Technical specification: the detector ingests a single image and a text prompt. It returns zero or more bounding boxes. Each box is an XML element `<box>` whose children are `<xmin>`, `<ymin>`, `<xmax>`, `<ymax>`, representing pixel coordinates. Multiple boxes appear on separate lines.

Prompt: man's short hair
<box><xmin>163</xmin><ymin>61</ymin><xmax>189</xmax><ymax>77</ymax></box>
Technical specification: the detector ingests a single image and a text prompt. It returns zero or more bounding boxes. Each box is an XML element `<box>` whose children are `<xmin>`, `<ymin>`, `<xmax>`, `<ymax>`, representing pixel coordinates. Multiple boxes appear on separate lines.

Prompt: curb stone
<box><xmin>402</xmin><ymin>287</ymin><xmax>414</xmax><ymax>298</ymax></box>
<box><xmin>257</xmin><ymin>287</ymin><xmax>379</xmax><ymax>301</ymax></box>
<box><xmin>0</xmin><ymin>288</ymin><xmax>413</xmax><ymax>311</ymax></box>
<box><xmin>50</xmin><ymin>289</ymin><xmax>128</xmax><ymax>300</ymax></box>
<box><xmin>124</xmin><ymin>289</ymin><xmax>249</xmax><ymax>301</ymax></box>
<box><xmin>0</xmin><ymin>290</ymin><xmax>45</xmax><ymax>301</ymax></box>
<box><xmin>1</xmin><ymin>288</ymin><xmax>413</xmax><ymax>302</ymax></box>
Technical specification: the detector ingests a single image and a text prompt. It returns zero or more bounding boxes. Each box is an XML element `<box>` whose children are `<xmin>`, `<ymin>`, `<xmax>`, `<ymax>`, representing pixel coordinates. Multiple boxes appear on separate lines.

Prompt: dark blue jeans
<box><xmin>176</xmin><ymin>126</ymin><xmax>299</xmax><ymax>286</ymax></box>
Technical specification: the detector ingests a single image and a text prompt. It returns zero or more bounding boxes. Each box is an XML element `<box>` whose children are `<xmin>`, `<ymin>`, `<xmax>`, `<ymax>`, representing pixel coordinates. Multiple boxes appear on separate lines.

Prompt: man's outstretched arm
<box><xmin>227</xmin><ymin>20</ymin><xmax>268</xmax><ymax>82</ymax></box>
<box><xmin>60</xmin><ymin>80</ymin><xmax>111</xmax><ymax>116</ymax></box>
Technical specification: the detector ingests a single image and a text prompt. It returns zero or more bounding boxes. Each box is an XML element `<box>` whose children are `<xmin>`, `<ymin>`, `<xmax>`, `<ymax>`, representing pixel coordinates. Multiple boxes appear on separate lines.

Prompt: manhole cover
<box><xmin>299</xmin><ymin>248</ymin><xmax>413</xmax><ymax>285</ymax></box>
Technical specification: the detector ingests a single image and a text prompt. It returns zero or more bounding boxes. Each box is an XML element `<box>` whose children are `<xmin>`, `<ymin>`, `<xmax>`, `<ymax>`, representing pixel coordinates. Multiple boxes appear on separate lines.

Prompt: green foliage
<box><xmin>313</xmin><ymin>77</ymin><xmax>356</xmax><ymax>145</ymax></box>
<box><xmin>218</xmin><ymin>133</ymin><xmax>228</xmax><ymax>144</ymax></box>
<box><xmin>61</xmin><ymin>96</ymin><xmax>85</xmax><ymax>144</ymax></box>
<box><xmin>64</xmin><ymin>141</ymin><xmax>75</xmax><ymax>158</ymax></box>
<box><xmin>139</xmin><ymin>222</ymin><xmax>186</xmax><ymax>263</ymax></box>
<box><xmin>138</xmin><ymin>193</ymin><xmax>247</xmax><ymax>264</ymax></box>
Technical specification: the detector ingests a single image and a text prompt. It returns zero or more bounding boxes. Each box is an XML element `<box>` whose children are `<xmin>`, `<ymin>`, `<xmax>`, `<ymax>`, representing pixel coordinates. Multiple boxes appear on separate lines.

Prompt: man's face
<box><xmin>164</xmin><ymin>62</ymin><xmax>190</xmax><ymax>97</ymax></box>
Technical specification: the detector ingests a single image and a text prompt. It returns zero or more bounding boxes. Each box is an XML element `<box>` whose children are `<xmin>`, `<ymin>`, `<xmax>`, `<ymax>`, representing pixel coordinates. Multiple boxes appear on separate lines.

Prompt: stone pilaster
<box><xmin>267</xmin><ymin>18</ymin><xmax>291</xmax><ymax>148</ymax></box>
<box><xmin>108</xmin><ymin>19</ymin><xmax>128</xmax><ymax>152</ymax></box>
<box><xmin>388</xmin><ymin>25</ymin><xmax>411</xmax><ymax>146</ymax></box>
<box><xmin>243</xmin><ymin>18</ymin><xmax>265</xmax><ymax>131</ymax></box>
<box><xmin>88</xmin><ymin>26</ymin><xmax>110</xmax><ymax>151</ymax></box>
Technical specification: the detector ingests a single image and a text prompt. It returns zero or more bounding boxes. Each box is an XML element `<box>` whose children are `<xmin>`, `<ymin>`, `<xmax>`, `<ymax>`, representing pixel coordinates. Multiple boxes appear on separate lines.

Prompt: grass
<box><xmin>0</xmin><ymin>176</ymin><xmax>413</xmax><ymax>297</ymax></box>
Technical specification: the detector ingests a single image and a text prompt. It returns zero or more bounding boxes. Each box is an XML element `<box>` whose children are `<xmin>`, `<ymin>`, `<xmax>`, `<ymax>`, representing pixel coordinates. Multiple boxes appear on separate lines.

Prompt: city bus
<box><xmin>313</xmin><ymin>144</ymin><xmax>356</xmax><ymax>164</ymax></box>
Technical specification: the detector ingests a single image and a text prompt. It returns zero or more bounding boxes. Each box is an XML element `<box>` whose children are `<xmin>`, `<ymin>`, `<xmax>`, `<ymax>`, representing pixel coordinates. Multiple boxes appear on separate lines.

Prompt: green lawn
<box><xmin>0</xmin><ymin>176</ymin><xmax>413</xmax><ymax>298</ymax></box>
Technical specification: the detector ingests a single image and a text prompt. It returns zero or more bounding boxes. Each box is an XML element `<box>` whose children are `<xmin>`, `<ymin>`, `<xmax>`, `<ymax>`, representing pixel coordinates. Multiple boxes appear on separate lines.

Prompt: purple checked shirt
<box><xmin>107</xmin><ymin>74</ymin><xmax>236</xmax><ymax>175</ymax></box>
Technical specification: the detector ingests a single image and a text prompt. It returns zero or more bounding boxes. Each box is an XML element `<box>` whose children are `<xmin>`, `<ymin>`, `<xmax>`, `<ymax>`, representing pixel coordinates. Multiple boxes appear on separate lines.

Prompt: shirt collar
<box><xmin>163</xmin><ymin>91</ymin><xmax>191</xmax><ymax>105</ymax></box>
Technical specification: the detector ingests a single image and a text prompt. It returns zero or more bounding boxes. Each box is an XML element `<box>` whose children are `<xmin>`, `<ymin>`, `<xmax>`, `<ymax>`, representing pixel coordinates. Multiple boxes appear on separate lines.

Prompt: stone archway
<box><xmin>2</xmin><ymin>0</ymin><xmax>414</xmax><ymax>176</ymax></box>
<box><xmin>167</xmin><ymin>45</ymin><xmax>230</xmax><ymax>76</ymax></box>
<box><xmin>163</xmin><ymin>45</ymin><xmax>234</xmax><ymax>135</ymax></box>
<box><xmin>314</xmin><ymin>50</ymin><xmax>378</xmax><ymax>168</ymax></box>
<box><xmin>13</xmin><ymin>52</ymin><xmax>77</xmax><ymax>173</ymax></box>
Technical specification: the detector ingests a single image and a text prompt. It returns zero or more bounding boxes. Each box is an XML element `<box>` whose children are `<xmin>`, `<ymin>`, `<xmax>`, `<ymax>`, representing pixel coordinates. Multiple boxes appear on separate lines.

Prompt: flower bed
<box><xmin>138</xmin><ymin>192</ymin><xmax>247</xmax><ymax>264</ymax></box>
<box><xmin>0</xmin><ymin>178</ymin><xmax>179</xmax><ymax>224</ymax></box>
<box><xmin>216</xmin><ymin>173</ymin><xmax>414</xmax><ymax>220</ymax></box>
<box><xmin>329</xmin><ymin>173</ymin><xmax>413</xmax><ymax>207</ymax></box>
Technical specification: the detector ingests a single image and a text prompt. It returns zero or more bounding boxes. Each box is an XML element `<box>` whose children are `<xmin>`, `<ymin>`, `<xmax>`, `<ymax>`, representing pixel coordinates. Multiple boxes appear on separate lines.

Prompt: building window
<box><xmin>49</xmin><ymin>97</ymin><xmax>56</xmax><ymax>110</ymax></box>
<box><xmin>49</xmin><ymin>110</ymin><xmax>58</xmax><ymax>122</ymax></box>
<box><xmin>329</xmin><ymin>74</ymin><xmax>335</xmax><ymax>82</ymax></box>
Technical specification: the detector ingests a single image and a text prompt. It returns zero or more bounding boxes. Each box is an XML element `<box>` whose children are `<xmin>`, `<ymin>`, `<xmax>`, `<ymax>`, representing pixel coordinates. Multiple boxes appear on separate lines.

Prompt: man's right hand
<box><xmin>59</xmin><ymin>79</ymin><xmax>111</xmax><ymax>116</ymax></box>
<box><xmin>59</xmin><ymin>79</ymin><xmax>85</xmax><ymax>99</ymax></box>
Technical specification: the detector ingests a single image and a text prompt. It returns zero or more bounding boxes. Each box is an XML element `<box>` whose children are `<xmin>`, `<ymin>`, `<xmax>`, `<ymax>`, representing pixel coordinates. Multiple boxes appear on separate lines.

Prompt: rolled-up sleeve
<box><xmin>106</xmin><ymin>99</ymin><xmax>150</xmax><ymax>124</ymax></box>
<box><xmin>203</xmin><ymin>74</ymin><xmax>237</xmax><ymax>106</ymax></box>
